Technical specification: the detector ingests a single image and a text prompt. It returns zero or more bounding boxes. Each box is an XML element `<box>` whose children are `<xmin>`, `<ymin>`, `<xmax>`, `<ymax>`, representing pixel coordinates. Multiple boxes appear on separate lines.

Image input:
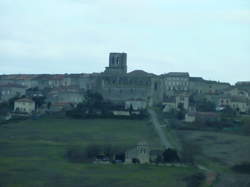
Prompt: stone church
<box><xmin>97</xmin><ymin>53</ymin><xmax>162</xmax><ymax>105</ymax></box>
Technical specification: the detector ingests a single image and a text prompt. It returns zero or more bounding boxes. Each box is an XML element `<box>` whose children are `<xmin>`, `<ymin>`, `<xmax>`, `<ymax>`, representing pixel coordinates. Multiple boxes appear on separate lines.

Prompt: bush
<box><xmin>241</xmin><ymin>122</ymin><xmax>250</xmax><ymax>136</ymax></box>
<box><xmin>184</xmin><ymin>172</ymin><xmax>205</xmax><ymax>187</ymax></box>
<box><xmin>65</xmin><ymin>144</ymin><xmax>102</xmax><ymax>163</ymax></box>
<box><xmin>232</xmin><ymin>162</ymin><xmax>250</xmax><ymax>174</ymax></box>
<box><xmin>0</xmin><ymin>102</ymin><xmax>10</xmax><ymax>115</ymax></box>
<box><xmin>65</xmin><ymin>147</ymin><xmax>87</xmax><ymax>163</ymax></box>
<box><xmin>180</xmin><ymin>142</ymin><xmax>201</xmax><ymax>164</ymax></box>
<box><xmin>196</xmin><ymin>99</ymin><xmax>215</xmax><ymax>112</ymax></box>
<box><xmin>65</xmin><ymin>144</ymin><xmax>126</xmax><ymax>163</ymax></box>
<box><xmin>162</xmin><ymin>148</ymin><xmax>180</xmax><ymax>163</ymax></box>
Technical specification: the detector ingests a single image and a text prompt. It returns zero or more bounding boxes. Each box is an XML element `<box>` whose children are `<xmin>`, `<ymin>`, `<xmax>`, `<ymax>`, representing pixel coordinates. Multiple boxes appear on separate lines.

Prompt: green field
<box><xmin>0</xmin><ymin>117</ymin><xmax>197</xmax><ymax>187</ymax></box>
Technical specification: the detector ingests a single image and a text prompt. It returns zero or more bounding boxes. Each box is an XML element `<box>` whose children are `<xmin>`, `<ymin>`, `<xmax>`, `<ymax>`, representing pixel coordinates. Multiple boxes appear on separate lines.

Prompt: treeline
<box><xmin>65</xmin><ymin>144</ymin><xmax>126</xmax><ymax>163</ymax></box>
<box><xmin>66</xmin><ymin>91</ymin><xmax>148</xmax><ymax>119</ymax></box>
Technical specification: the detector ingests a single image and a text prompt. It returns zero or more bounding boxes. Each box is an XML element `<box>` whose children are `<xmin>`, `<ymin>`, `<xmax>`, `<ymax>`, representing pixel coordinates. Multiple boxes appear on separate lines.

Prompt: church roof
<box><xmin>162</xmin><ymin>72</ymin><xmax>190</xmax><ymax>77</ymax></box>
<box><xmin>128</xmin><ymin>70</ymin><xmax>156</xmax><ymax>77</ymax></box>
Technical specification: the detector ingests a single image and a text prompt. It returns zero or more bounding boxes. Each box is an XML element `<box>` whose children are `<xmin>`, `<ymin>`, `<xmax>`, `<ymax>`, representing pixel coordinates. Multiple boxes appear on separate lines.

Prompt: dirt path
<box><xmin>148</xmin><ymin>109</ymin><xmax>219</xmax><ymax>186</ymax></box>
<box><xmin>148</xmin><ymin>109</ymin><xmax>173</xmax><ymax>149</ymax></box>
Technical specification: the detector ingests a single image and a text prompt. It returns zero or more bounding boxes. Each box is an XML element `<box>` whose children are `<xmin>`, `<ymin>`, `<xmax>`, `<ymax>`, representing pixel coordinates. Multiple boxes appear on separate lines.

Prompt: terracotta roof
<box><xmin>163</xmin><ymin>72</ymin><xmax>189</xmax><ymax>77</ymax></box>
<box><xmin>190</xmin><ymin>77</ymin><xmax>205</xmax><ymax>82</ymax></box>
<box><xmin>16</xmin><ymin>98</ymin><xmax>34</xmax><ymax>103</ymax></box>
<box><xmin>49</xmin><ymin>75</ymin><xmax>65</xmax><ymax>80</ymax></box>
<box><xmin>0</xmin><ymin>83</ymin><xmax>26</xmax><ymax>88</ymax></box>
<box><xmin>0</xmin><ymin>74</ymin><xmax>38</xmax><ymax>80</ymax></box>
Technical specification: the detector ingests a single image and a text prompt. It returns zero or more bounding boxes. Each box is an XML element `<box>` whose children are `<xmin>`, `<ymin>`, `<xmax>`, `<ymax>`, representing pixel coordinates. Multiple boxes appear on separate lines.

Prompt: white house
<box><xmin>14</xmin><ymin>98</ymin><xmax>35</xmax><ymax>114</ymax></box>
<box><xmin>185</xmin><ymin>112</ymin><xmax>196</xmax><ymax>123</ymax></box>
<box><xmin>125</xmin><ymin>99</ymin><xmax>147</xmax><ymax>110</ymax></box>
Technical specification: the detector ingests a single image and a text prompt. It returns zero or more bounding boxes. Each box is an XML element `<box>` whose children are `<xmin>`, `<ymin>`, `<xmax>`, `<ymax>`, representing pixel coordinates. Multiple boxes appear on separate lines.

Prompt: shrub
<box><xmin>184</xmin><ymin>172</ymin><xmax>205</xmax><ymax>187</ymax></box>
<box><xmin>65</xmin><ymin>144</ymin><xmax>102</xmax><ymax>163</ymax></box>
<box><xmin>232</xmin><ymin>162</ymin><xmax>250</xmax><ymax>174</ymax></box>
<box><xmin>180</xmin><ymin>142</ymin><xmax>201</xmax><ymax>164</ymax></box>
<box><xmin>196</xmin><ymin>99</ymin><xmax>216</xmax><ymax>112</ymax></box>
<box><xmin>65</xmin><ymin>144</ymin><xmax>126</xmax><ymax>163</ymax></box>
<box><xmin>162</xmin><ymin>148</ymin><xmax>180</xmax><ymax>163</ymax></box>
<box><xmin>65</xmin><ymin>147</ymin><xmax>87</xmax><ymax>163</ymax></box>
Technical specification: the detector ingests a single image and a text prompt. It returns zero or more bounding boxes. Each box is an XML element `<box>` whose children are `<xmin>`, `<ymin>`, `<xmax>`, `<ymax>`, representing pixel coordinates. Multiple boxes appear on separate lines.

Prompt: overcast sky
<box><xmin>0</xmin><ymin>0</ymin><xmax>249</xmax><ymax>84</ymax></box>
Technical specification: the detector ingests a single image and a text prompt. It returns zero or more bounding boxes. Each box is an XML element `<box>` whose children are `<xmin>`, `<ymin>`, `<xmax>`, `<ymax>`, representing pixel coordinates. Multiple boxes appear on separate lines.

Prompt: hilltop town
<box><xmin>1</xmin><ymin>53</ymin><xmax>250</xmax><ymax>187</ymax></box>
<box><xmin>0</xmin><ymin>52</ymin><xmax>249</xmax><ymax>117</ymax></box>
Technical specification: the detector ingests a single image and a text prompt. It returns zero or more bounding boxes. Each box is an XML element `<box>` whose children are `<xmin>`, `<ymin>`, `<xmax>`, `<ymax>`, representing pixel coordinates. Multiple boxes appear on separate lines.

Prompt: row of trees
<box><xmin>65</xmin><ymin>144</ymin><xmax>127</xmax><ymax>163</ymax></box>
<box><xmin>66</xmin><ymin>91</ymin><xmax>148</xmax><ymax>119</ymax></box>
<box><xmin>66</xmin><ymin>91</ymin><xmax>117</xmax><ymax>118</ymax></box>
<box><xmin>65</xmin><ymin>145</ymin><xmax>182</xmax><ymax>164</ymax></box>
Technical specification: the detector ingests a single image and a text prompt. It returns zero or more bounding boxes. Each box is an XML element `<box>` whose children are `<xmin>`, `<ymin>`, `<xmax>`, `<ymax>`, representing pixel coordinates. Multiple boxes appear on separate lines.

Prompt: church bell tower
<box><xmin>105</xmin><ymin>52</ymin><xmax>127</xmax><ymax>74</ymax></box>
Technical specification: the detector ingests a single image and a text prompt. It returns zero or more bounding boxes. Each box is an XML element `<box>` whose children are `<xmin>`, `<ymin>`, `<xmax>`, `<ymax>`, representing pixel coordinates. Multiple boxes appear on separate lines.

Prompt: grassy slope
<box><xmin>0</xmin><ymin>117</ymin><xmax>196</xmax><ymax>187</ymax></box>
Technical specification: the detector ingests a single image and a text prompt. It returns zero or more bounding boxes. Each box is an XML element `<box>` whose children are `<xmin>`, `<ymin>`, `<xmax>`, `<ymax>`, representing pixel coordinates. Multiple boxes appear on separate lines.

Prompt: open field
<box><xmin>0</xmin><ymin>117</ymin><xmax>162</xmax><ymax>148</ymax></box>
<box><xmin>175</xmin><ymin>130</ymin><xmax>250</xmax><ymax>167</ymax></box>
<box><xmin>0</xmin><ymin>117</ymin><xmax>197</xmax><ymax>187</ymax></box>
<box><xmin>175</xmin><ymin>129</ymin><xmax>250</xmax><ymax>187</ymax></box>
<box><xmin>0</xmin><ymin>161</ymin><xmax>196</xmax><ymax>187</ymax></box>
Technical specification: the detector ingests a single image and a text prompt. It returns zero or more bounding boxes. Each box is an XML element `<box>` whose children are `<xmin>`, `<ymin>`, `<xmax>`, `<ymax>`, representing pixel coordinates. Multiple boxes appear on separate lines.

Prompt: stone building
<box><xmin>0</xmin><ymin>75</ymin><xmax>39</xmax><ymax>89</ymax></box>
<box><xmin>223</xmin><ymin>87</ymin><xmax>249</xmax><ymax>98</ymax></box>
<box><xmin>162</xmin><ymin>97</ymin><xmax>176</xmax><ymax>112</ymax></box>
<box><xmin>14</xmin><ymin>98</ymin><xmax>35</xmax><ymax>114</ymax></box>
<box><xmin>162</xmin><ymin>72</ymin><xmax>190</xmax><ymax>94</ymax></box>
<box><xmin>176</xmin><ymin>94</ymin><xmax>189</xmax><ymax>110</ymax></box>
<box><xmin>163</xmin><ymin>94</ymin><xmax>189</xmax><ymax>112</ymax></box>
<box><xmin>125</xmin><ymin>99</ymin><xmax>147</xmax><ymax>110</ymax></box>
<box><xmin>46</xmin><ymin>87</ymin><xmax>84</xmax><ymax>104</ymax></box>
<box><xmin>189</xmin><ymin>77</ymin><xmax>230</xmax><ymax>94</ymax></box>
<box><xmin>49</xmin><ymin>102</ymin><xmax>73</xmax><ymax>112</ymax></box>
<box><xmin>0</xmin><ymin>84</ymin><xmax>26</xmax><ymax>102</ymax></box>
<box><xmin>47</xmin><ymin>75</ymin><xmax>71</xmax><ymax>88</ymax></box>
<box><xmin>189</xmin><ymin>77</ymin><xmax>208</xmax><ymax>94</ymax></box>
<box><xmin>105</xmin><ymin>53</ymin><xmax>127</xmax><ymax>74</ymax></box>
<box><xmin>99</xmin><ymin>73</ymin><xmax>152</xmax><ymax>104</ymax></box>
<box><xmin>100</xmin><ymin>55</ymin><xmax>155</xmax><ymax>104</ymax></box>
<box><xmin>0</xmin><ymin>52</ymin><xmax>237</xmax><ymax>110</ymax></box>
<box><xmin>219</xmin><ymin>96</ymin><xmax>249</xmax><ymax>113</ymax></box>
<box><xmin>236</xmin><ymin>81</ymin><xmax>250</xmax><ymax>86</ymax></box>
<box><xmin>79</xmin><ymin>74</ymin><xmax>99</xmax><ymax>91</ymax></box>
<box><xmin>185</xmin><ymin>112</ymin><xmax>196</xmax><ymax>123</ymax></box>
<box><xmin>125</xmin><ymin>142</ymin><xmax>150</xmax><ymax>164</ymax></box>
<box><xmin>235</xmin><ymin>81</ymin><xmax>250</xmax><ymax>94</ymax></box>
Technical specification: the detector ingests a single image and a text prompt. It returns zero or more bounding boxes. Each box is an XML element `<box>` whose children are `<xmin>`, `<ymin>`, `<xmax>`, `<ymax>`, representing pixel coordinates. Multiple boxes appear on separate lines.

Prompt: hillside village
<box><xmin>0</xmin><ymin>52</ymin><xmax>249</xmax><ymax>119</ymax></box>
<box><xmin>1</xmin><ymin>53</ymin><xmax>250</xmax><ymax>187</ymax></box>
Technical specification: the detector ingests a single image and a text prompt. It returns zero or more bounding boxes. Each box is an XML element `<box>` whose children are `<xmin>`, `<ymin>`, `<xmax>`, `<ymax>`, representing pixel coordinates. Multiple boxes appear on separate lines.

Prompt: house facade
<box><xmin>163</xmin><ymin>94</ymin><xmax>189</xmax><ymax>112</ymax></box>
<box><xmin>162</xmin><ymin>72</ymin><xmax>190</xmax><ymax>96</ymax></box>
<box><xmin>219</xmin><ymin>97</ymin><xmax>249</xmax><ymax>113</ymax></box>
<box><xmin>125</xmin><ymin>142</ymin><xmax>150</xmax><ymax>164</ymax></box>
<box><xmin>125</xmin><ymin>99</ymin><xmax>147</xmax><ymax>110</ymax></box>
<box><xmin>223</xmin><ymin>87</ymin><xmax>249</xmax><ymax>98</ymax></box>
<box><xmin>0</xmin><ymin>84</ymin><xmax>26</xmax><ymax>102</ymax></box>
<box><xmin>14</xmin><ymin>98</ymin><xmax>35</xmax><ymax>114</ymax></box>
